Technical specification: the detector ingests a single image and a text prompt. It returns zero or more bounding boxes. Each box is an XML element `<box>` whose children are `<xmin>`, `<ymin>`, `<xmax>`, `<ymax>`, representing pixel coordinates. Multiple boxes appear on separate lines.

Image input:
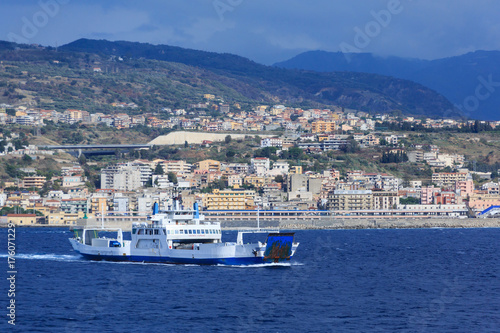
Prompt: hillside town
<box><xmin>0</xmin><ymin>100</ymin><xmax>499</xmax><ymax>227</ymax></box>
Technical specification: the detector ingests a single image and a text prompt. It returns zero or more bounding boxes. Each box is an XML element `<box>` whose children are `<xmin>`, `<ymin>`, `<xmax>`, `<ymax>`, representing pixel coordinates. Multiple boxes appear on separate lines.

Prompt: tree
<box><xmin>154</xmin><ymin>163</ymin><xmax>164</xmax><ymax>175</ymax></box>
<box><xmin>78</xmin><ymin>154</ymin><xmax>87</xmax><ymax>166</ymax></box>
<box><xmin>225</xmin><ymin>150</ymin><xmax>236</xmax><ymax>162</ymax></box>
<box><xmin>167</xmin><ymin>172</ymin><xmax>177</xmax><ymax>184</ymax></box>
<box><xmin>400</xmin><ymin>197</ymin><xmax>420</xmax><ymax>205</ymax></box>
<box><xmin>340</xmin><ymin>140</ymin><xmax>359</xmax><ymax>154</ymax></box>
<box><xmin>254</xmin><ymin>147</ymin><xmax>277</xmax><ymax>158</ymax></box>
<box><xmin>22</xmin><ymin>154</ymin><xmax>32</xmax><ymax>165</ymax></box>
<box><xmin>225</xmin><ymin>135</ymin><xmax>232</xmax><ymax>144</ymax></box>
<box><xmin>286</xmin><ymin>147</ymin><xmax>304</xmax><ymax>160</ymax></box>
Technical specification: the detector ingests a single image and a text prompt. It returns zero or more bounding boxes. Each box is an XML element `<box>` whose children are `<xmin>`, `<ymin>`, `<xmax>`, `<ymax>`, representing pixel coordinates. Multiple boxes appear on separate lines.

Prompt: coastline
<box><xmin>3</xmin><ymin>217</ymin><xmax>500</xmax><ymax>231</ymax></box>
<box><xmin>224</xmin><ymin>217</ymin><xmax>500</xmax><ymax>230</ymax></box>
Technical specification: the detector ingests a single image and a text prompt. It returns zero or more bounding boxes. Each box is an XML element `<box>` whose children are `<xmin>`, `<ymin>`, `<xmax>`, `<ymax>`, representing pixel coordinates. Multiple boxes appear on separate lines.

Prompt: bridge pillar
<box><xmin>78</xmin><ymin>149</ymin><xmax>82</xmax><ymax>157</ymax></box>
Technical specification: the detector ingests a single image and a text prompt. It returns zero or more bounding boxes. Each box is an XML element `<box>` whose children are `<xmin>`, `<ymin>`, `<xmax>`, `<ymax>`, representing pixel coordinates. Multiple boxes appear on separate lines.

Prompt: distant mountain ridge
<box><xmin>0</xmin><ymin>39</ymin><xmax>459</xmax><ymax>118</ymax></box>
<box><xmin>274</xmin><ymin>50</ymin><xmax>500</xmax><ymax>120</ymax></box>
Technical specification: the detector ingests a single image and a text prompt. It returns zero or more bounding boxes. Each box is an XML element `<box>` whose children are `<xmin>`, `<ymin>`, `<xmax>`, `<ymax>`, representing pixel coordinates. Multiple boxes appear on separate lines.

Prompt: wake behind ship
<box><xmin>69</xmin><ymin>200</ymin><xmax>299</xmax><ymax>265</ymax></box>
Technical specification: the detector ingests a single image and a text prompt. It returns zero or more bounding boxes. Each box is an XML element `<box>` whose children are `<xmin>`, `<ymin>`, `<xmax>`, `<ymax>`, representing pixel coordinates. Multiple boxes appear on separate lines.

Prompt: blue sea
<box><xmin>1</xmin><ymin>227</ymin><xmax>499</xmax><ymax>332</ymax></box>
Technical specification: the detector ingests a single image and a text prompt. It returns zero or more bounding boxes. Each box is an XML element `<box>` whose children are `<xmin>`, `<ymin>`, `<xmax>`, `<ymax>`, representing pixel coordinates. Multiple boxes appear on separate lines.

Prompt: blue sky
<box><xmin>2</xmin><ymin>0</ymin><xmax>500</xmax><ymax>64</ymax></box>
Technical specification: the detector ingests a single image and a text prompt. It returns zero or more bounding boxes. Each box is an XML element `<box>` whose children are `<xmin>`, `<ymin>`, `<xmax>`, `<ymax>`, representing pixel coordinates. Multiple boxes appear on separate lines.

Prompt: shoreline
<box><xmin>3</xmin><ymin>217</ymin><xmax>500</xmax><ymax>231</ymax></box>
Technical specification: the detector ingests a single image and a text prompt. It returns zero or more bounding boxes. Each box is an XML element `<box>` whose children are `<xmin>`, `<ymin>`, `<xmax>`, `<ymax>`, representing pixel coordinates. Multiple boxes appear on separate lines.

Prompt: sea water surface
<box><xmin>1</xmin><ymin>227</ymin><xmax>499</xmax><ymax>332</ymax></box>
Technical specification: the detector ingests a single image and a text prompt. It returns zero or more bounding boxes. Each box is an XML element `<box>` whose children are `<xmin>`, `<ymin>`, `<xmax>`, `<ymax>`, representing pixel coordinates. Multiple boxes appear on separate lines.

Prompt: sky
<box><xmin>2</xmin><ymin>0</ymin><xmax>500</xmax><ymax>65</ymax></box>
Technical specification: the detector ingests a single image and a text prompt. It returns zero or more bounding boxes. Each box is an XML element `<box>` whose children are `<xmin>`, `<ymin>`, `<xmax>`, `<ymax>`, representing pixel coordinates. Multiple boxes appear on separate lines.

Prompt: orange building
<box><xmin>311</xmin><ymin>121</ymin><xmax>336</xmax><ymax>134</ymax></box>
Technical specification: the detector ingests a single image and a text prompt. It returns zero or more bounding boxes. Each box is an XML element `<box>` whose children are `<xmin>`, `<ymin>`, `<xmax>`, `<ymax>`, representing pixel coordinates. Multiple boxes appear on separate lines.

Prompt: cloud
<box><xmin>182</xmin><ymin>18</ymin><xmax>235</xmax><ymax>44</ymax></box>
<box><xmin>266</xmin><ymin>32</ymin><xmax>322</xmax><ymax>51</ymax></box>
<box><xmin>1</xmin><ymin>0</ymin><xmax>500</xmax><ymax>64</ymax></box>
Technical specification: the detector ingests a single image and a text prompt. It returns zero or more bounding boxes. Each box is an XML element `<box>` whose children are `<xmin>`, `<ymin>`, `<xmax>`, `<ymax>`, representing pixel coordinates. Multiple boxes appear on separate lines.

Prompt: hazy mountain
<box><xmin>274</xmin><ymin>50</ymin><xmax>500</xmax><ymax>120</ymax></box>
<box><xmin>0</xmin><ymin>39</ymin><xmax>459</xmax><ymax>118</ymax></box>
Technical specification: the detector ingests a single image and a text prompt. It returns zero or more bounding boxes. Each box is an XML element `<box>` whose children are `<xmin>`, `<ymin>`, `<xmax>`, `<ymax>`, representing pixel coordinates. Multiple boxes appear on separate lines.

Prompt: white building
<box><xmin>261</xmin><ymin>138</ymin><xmax>283</xmax><ymax>148</ymax></box>
<box><xmin>101</xmin><ymin>164</ymin><xmax>143</xmax><ymax>191</ymax></box>
<box><xmin>250</xmin><ymin>157</ymin><xmax>270</xmax><ymax>175</ymax></box>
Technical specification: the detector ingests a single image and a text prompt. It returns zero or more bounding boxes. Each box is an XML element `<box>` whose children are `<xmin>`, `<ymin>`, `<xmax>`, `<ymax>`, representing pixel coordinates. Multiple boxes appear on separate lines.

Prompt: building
<box><xmin>372</xmin><ymin>191</ymin><xmax>399</xmax><ymax>210</ymax></box>
<box><xmin>260</xmin><ymin>138</ymin><xmax>283</xmax><ymax>148</ymax></box>
<box><xmin>456</xmin><ymin>180</ymin><xmax>474</xmax><ymax>196</ymax></box>
<box><xmin>311</xmin><ymin>121</ymin><xmax>336</xmax><ymax>133</ymax></box>
<box><xmin>434</xmin><ymin>191</ymin><xmax>456</xmax><ymax>205</ymax></box>
<box><xmin>481</xmin><ymin>182</ymin><xmax>499</xmax><ymax>195</ymax></box>
<box><xmin>268</xmin><ymin>161</ymin><xmax>289</xmax><ymax>176</ymax></box>
<box><xmin>289</xmin><ymin>166</ymin><xmax>303</xmax><ymax>174</ymax></box>
<box><xmin>161</xmin><ymin>160</ymin><xmax>193</xmax><ymax>174</ymax></box>
<box><xmin>327</xmin><ymin>190</ymin><xmax>373</xmax><ymax>210</ymax></box>
<box><xmin>62</xmin><ymin>175</ymin><xmax>86</xmax><ymax>188</ymax></box>
<box><xmin>203</xmin><ymin>189</ymin><xmax>256</xmax><ymax>210</ymax></box>
<box><xmin>432</xmin><ymin>172</ymin><xmax>469</xmax><ymax>188</ymax></box>
<box><xmin>227</xmin><ymin>174</ymin><xmax>243</xmax><ymax>187</ymax></box>
<box><xmin>113</xmin><ymin>196</ymin><xmax>130</xmax><ymax>214</ymax></box>
<box><xmin>250</xmin><ymin>157</ymin><xmax>270</xmax><ymax>175</ymax></box>
<box><xmin>421</xmin><ymin>186</ymin><xmax>439</xmax><ymax>205</ymax></box>
<box><xmin>46</xmin><ymin>211</ymin><xmax>85</xmax><ymax>225</ymax></box>
<box><xmin>7</xmin><ymin>213</ymin><xmax>41</xmax><ymax>226</ymax></box>
<box><xmin>61</xmin><ymin>198</ymin><xmax>88</xmax><ymax>214</ymax></box>
<box><xmin>21</xmin><ymin>176</ymin><xmax>46</xmax><ymax>189</ymax></box>
<box><xmin>195</xmin><ymin>160</ymin><xmax>221</xmax><ymax>173</ymax></box>
<box><xmin>101</xmin><ymin>164</ymin><xmax>143</xmax><ymax>191</ymax></box>
<box><xmin>468</xmin><ymin>194</ymin><xmax>500</xmax><ymax>211</ymax></box>
<box><xmin>244</xmin><ymin>176</ymin><xmax>266</xmax><ymax>188</ymax></box>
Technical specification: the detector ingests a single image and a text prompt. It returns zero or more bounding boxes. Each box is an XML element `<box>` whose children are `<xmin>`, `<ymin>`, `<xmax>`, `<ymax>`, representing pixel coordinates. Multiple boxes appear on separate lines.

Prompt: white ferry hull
<box><xmin>69</xmin><ymin>237</ymin><xmax>298</xmax><ymax>265</ymax></box>
<box><xmin>70</xmin><ymin>200</ymin><xmax>298</xmax><ymax>265</ymax></box>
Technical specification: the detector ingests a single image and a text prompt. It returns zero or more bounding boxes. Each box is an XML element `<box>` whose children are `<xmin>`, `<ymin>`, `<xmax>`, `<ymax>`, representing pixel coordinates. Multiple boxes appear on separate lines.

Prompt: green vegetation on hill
<box><xmin>0</xmin><ymin>39</ymin><xmax>457</xmax><ymax>117</ymax></box>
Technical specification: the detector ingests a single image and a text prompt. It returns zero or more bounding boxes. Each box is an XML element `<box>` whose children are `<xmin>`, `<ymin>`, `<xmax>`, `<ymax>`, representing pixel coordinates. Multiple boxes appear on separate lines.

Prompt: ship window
<box><xmin>201</xmin><ymin>229</ymin><xmax>205</xmax><ymax>234</ymax></box>
<box><xmin>154</xmin><ymin>229</ymin><xmax>159</xmax><ymax>235</ymax></box>
<box><xmin>188</xmin><ymin>230</ymin><xmax>192</xmax><ymax>234</ymax></box>
<box><xmin>196</xmin><ymin>230</ymin><xmax>200</xmax><ymax>234</ymax></box>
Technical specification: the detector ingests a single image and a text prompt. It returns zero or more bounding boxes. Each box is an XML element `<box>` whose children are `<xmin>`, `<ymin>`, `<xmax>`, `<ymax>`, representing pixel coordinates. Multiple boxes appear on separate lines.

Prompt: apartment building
<box><xmin>202</xmin><ymin>189</ymin><xmax>256</xmax><ymax>210</ymax></box>
<box><xmin>161</xmin><ymin>160</ymin><xmax>193</xmax><ymax>174</ymax></box>
<box><xmin>311</xmin><ymin>121</ymin><xmax>336</xmax><ymax>133</ymax></box>
<box><xmin>101</xmin><ymin>164</ymin><xmax>143</xmax><ymax>191</ymax></box>
<box><xmin>260</xmin><ymin>138</ymin><xmax>283</xmax><ymax>148</ymax></box>
<box><xmin>327</xmin><ymin>190</ymin><xmax>373</xmax><ymax>210</ymax></box>
<box><xmin>372</xmin><ymin>191</ymin><xmax>399</xmax><ymax>210</ymax></box>
<box><xmin>195</xmin><ymin>159</ymin><xmax>221</xmax><ymax>173</ymax></box>
<box><xmin>61</xmin><ymin>198</ymin><xmax>88</xmax><ymax>214</ymax></box>
<box><xmin>21</xmin><ymin>176</ymin><xmax>46</xmax><ymax>189</ymax></box>
<box><xmin>432</xmin><ymin>172</ymin><xmax>469</xmax><ymax>188</ymax></box>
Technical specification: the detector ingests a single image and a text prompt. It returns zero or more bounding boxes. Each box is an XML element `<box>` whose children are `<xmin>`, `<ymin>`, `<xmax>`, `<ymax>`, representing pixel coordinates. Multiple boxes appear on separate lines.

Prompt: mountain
<box><xmin>274</xmin><ymin>50</ymin><xmax>500</xmax><ymax>120</ymax></box>
<box><xmin>0</xmin><ymin>39</ymin><xmax>459</xmax><ymax>118</ymax></box>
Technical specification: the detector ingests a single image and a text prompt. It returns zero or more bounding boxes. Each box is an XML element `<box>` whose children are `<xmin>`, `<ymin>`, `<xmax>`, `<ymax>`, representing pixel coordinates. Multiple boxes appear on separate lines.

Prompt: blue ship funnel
<box><xmin>264</xmin><ymin>233</ymin><xmax>294</xmax><ymax>262</ymax></box>
<box><xmin>153</xmin><ymin>202</ymin><xmax>159</xmax><ymax>215</ymax></box>
<box><xmin>194</xmin><ymin>202</ymin><xmax>199</xmax><ymax>219</ymax></box>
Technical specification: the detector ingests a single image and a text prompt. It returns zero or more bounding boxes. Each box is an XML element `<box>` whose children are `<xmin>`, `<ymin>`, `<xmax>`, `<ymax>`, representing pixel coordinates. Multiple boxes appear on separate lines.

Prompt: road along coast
<box><xmin>64</xmin><ymin>216</ymin><xmax>500</xmax><ymax>231</ymax></box>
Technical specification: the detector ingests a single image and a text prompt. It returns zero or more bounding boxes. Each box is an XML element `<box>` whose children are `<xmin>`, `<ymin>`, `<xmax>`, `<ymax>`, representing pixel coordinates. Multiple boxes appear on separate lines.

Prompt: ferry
<box><xmin>69</xmin><ymin>200</ymin><xmax>299</xmax><ymax>265</ymax></box>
